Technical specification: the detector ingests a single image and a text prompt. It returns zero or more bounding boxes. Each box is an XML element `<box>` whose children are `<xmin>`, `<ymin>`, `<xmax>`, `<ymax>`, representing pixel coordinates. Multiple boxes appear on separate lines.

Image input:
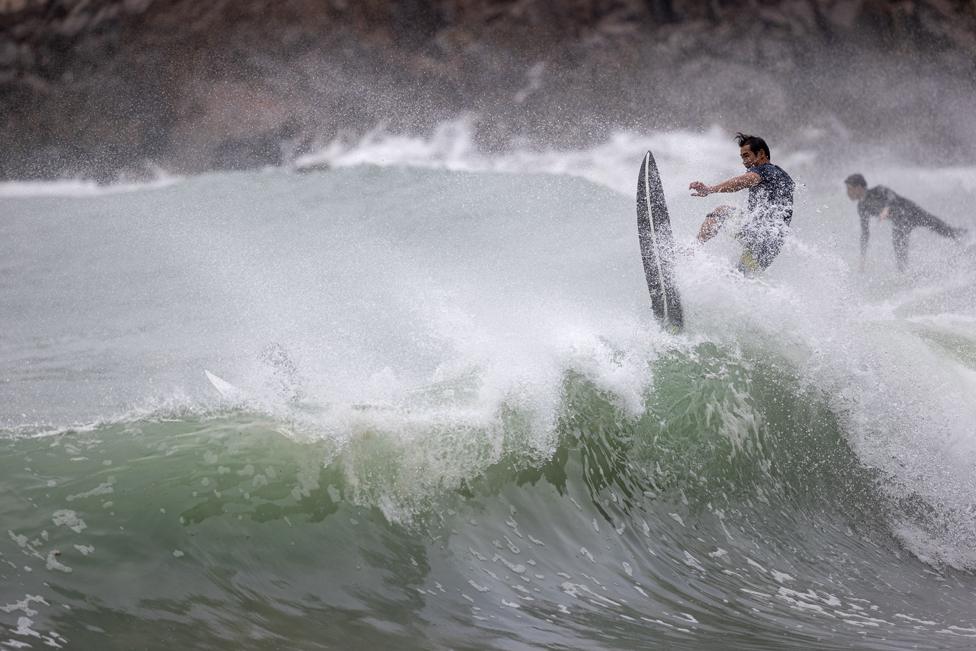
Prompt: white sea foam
<box><xmin>0</xmin><ymin>171</ymin><xmax>182</xmax><ymax>198</ymax></box>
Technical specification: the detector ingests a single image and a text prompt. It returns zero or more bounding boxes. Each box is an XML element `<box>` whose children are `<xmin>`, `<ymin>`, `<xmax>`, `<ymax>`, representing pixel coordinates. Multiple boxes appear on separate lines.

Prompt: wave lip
<box><xmin>0</xmin><ymin>171</ymin><xmax>181</xmax><ymax>198</ymax></box>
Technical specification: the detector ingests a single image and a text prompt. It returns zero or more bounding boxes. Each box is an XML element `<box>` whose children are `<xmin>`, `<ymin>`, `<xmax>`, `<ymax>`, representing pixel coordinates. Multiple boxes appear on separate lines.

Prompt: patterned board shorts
<box><xmin>733</xmin><ymin>218</ymin><xmax>788</xmax><ymax>274</ymax></box>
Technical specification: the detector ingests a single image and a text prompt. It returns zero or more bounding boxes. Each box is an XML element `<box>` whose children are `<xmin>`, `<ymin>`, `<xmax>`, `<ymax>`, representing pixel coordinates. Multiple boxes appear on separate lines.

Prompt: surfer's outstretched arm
<box><xmin>689</xmin><ymin>172</ymin><xmax>761</xmax><ymax>197</ymax></box>
<box><xmin>690</xmin><ymin>172</ymin><xmax>761</xmax><ymax>243</ymax></box>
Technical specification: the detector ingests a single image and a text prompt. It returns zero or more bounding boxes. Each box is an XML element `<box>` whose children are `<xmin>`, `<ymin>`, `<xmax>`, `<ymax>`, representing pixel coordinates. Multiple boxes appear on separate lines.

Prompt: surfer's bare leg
<box><xmin>697</xmin><ymin>205</ymin><xmax>735</xmax><ymax>243</ymax></box>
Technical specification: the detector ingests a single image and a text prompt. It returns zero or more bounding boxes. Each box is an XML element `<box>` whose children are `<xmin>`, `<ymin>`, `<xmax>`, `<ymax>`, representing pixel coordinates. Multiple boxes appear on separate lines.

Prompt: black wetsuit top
<box><xmin>736</xmin><ymin>163</ymin><xmax>795</xmax><ymax>270</ymax></box>
<box><xmin>747</xmin><ymin>163</ymin><xmax>795</xmax><ymax>225</ymax></box>
<box><xmin>858</xmin><ymin>185</ymin><xmax>960</xmax><ymax>270</ymax></box>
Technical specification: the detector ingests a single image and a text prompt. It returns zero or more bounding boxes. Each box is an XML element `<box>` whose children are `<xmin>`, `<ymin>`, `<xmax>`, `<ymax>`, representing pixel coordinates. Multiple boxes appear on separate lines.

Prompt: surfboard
<box><xmin>204</xmin><ymin>370</ymin><xmax>245</xmax><ymax>401</ymax></box>
<box><xmin>636</xmin><ymin>151</ymin><xmax>683</xmax><ymax>332</ymax></box>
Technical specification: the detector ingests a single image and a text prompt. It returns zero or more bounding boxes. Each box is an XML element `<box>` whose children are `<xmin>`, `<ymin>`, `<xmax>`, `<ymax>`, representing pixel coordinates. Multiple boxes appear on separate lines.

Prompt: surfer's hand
<box><xmin>689</xmin><ymin>181</ymin><xmax>710</xmax><ymax>197</ymax></box>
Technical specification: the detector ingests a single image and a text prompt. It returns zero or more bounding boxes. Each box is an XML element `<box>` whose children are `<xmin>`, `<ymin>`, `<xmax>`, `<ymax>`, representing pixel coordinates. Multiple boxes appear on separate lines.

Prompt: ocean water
<box><xmin>2</xmin><ymin>126</ymin><xmax>976</xmax><ymax>649</ymax></box>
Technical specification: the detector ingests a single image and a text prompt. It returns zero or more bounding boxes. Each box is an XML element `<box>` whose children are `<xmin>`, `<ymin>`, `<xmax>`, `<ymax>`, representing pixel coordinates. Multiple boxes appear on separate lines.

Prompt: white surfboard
<box><xmin>204</xmin><ymin>370</ymin><xmax>245</xmax><ymax>401</ymax></box>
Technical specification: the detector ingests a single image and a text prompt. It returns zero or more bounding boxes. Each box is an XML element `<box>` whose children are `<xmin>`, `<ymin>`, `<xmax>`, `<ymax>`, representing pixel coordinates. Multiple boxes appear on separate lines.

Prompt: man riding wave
<box><xmin>689</xmin><ymin>133</ymin><xmax>795</xmax><ymax>275</ymax></box>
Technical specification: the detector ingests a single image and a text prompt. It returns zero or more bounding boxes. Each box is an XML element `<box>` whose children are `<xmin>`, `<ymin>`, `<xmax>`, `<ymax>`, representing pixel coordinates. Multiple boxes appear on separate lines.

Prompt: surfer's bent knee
<box><xmin>710</xmin><ymin>205</ymin><xmax>735</xmax><ymax>219</ymax></box>
<box><xmin>697</xmin><ymin>205</ymin><xmax>734</xmax><ymax>243</ymax></box>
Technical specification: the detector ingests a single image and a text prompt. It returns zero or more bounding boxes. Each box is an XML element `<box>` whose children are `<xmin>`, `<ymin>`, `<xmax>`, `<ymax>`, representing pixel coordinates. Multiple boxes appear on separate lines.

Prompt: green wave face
<box><xmin>3</xmin><ymin>343</ymin><xmax>972</xmax><ymax>650</ymax></box>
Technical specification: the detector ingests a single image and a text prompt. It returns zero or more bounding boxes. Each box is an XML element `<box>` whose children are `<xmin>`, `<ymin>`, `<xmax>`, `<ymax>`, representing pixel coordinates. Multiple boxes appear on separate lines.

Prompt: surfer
<box><xmin>688</xmin><ymin>133</ymin><xmax>795</xmax><ymax>275</ymax></box>
<box><xmin>843</xmin><ymin>173</ymin><xmax>968</xmax><ymax>272</ymax></box>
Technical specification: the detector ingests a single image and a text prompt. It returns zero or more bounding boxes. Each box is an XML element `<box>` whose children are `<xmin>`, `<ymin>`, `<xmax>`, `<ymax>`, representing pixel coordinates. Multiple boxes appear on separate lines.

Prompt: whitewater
<box><xmin>2</xmin><ymin>123</ymin><xmax>975</xmax><ymax>650</ymax></box>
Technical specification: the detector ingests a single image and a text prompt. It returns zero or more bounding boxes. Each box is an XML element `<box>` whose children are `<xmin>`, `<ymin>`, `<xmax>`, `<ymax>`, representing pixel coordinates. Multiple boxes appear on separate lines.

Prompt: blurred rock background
<box><xmin>1</xmin><ymin>0</ymin><xmax>974</xmax><ymax>180</ymax></box>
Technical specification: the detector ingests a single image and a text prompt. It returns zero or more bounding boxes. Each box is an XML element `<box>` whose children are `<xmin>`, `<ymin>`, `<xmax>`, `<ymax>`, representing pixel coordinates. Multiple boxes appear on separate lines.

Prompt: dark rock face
<box><xmin>1</xmin><ymin>0</ymin><xmax>975</xmax><ymax>180</ymax></box>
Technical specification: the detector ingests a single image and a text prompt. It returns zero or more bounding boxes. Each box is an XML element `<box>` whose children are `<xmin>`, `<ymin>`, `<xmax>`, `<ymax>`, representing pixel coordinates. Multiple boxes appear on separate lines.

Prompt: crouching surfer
<box><xmin>843</xmin><ymin>173</ymin><xmax>968</xmax><ymax>273</ymax></box>
<box><xmin>688</xmin><ymin>133</ymin><xmax>795</xmax><ymax>276</ymax></box>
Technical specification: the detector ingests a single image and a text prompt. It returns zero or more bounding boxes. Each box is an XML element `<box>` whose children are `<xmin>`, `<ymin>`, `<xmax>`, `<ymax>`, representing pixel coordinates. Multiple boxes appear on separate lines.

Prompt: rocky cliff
<box><xmin>2</xmin><ymin>0</ymin><xmax>975</xmax><ymax>180</ymax></box>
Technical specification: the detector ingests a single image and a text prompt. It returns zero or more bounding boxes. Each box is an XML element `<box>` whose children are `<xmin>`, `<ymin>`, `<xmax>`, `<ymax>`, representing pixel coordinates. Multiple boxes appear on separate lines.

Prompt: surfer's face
<box><xmin>739</xmin><ymin>145</ymin><xmax>766</xmax><ymax>169</ymax></box>
<box><xmin>846</xmin><ymin>184</ymin><xmax>866</xmax><ymax>200</ymax></box>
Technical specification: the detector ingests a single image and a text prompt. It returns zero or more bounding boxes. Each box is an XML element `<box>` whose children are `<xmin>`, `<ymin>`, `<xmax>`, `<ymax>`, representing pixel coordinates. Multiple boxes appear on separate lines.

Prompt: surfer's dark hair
<box><xmin>735</xmin><ymin>133</ymin><xmax>770</xmax><ymax>159</ymax></box>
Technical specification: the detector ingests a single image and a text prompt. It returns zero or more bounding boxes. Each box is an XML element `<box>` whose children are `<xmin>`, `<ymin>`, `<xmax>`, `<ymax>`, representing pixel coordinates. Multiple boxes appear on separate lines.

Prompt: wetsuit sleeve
<box><xmin>858</xmin><ymin>202</ymin><xmax>870</xmax><ymax>257</ymax></box>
